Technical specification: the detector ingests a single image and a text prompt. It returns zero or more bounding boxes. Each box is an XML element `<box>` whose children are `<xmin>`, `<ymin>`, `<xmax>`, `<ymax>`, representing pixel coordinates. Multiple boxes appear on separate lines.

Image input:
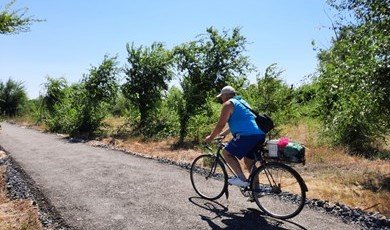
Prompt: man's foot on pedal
<box><xmin>228</xmin><ymin>177</ymin><xmax>249</xmax><ymax>187</ymax></box>
<box><xmin>247</xmin><ymin>192</ymin><xmax>262</xmax><ymax>202</ymax></box>
<box><xmin>247</xmin><ymin>196</ymin><xmax>255</xmax><ymax>202</ymax></box>
<box><xmin>248</xmin><ymin>186</ymin><xmax>268</xmax><ymax>202</ymax></box>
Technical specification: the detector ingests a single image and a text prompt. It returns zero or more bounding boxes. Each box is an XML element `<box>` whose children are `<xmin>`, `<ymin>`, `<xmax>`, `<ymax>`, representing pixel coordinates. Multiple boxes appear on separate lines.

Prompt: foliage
<box><xmin>292</xmin><ymin>81</ymin><xmax>321</xmax><ymax>118</ymax></box>
<box><xmin>242</xmin><ymin>64</ymin><xmax>297</xmax><ymax>126</ymax></box>
<box><xmin>0</xmin><ymin>78</ymin><xmax>27</xmax><ymax>116</ymax></box>
<box><xmin>186</xmin><ymin>97</ymin><xmax>220</xmax><ymax>143</ymax></box>
<box><xmin>19</xmin><ymin>98</ymin><xmax>41</xmax><ymax>122</ymax></box>
<box><xmin>127</xmin><ymin>87</ymin><xmax>184</xmax><ymax>140</ymax></box>
<box><xmin>174</xmin><ymin>27</ymin><xmax>252</xmax><ymax>143</ymax></box>
<box><xmin>153</xmin><ymin>87</ymin><xmax>182</xmax><ymax>138</ymax></box>
<box><xmin>73</xmin><ymin>56</ymin><xmax>119</xmax><ymax>137</ymax></box>
<box><xmin>42</xmin><ymin>76</ymin><xmax>67</xmax><ymax>115</ymax></box>
<box><xmin>122</xmin><ymin>42</ymin><xmax>174</xmax><ymax>135</ymax></box>
<box><xmin>317</xmin><ymin>0</ymin><xmax>390</xmax><ymax>153</ymax></box>
<box><xmin>43</xmin><ymin>56</ymin><xmax>119</xmax><ymax>137</ymax></box>
<box><xmin>327</xmin><ymin>0</ymin><xmax>390</xmax><ymax>26</ymax></box>
<box><xmin>109</xmin><ymin>92</ymin><xmax>133</xmax><ymax>117</ymax></box>
<box><xmin>43</xmin><ymin>84</ymin><xmax>80</xmax><ymax>133</ymax></box>
<box><xmin>0</xmin><ymin>0</ymin><xmax>43</xmax><ymax>35</ymax></box>
<box><xmin>83</xmin><ymin>56</ymin><xmax>119</xmax><ymax>104</ymax></box>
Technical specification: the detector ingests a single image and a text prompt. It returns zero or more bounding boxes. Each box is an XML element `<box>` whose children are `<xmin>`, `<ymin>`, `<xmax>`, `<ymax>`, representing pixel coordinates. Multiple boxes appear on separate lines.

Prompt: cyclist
<box><xmin>205</xmin><ymin>86</ymin><xmax>265</xmax><ymax>187</ymax></box>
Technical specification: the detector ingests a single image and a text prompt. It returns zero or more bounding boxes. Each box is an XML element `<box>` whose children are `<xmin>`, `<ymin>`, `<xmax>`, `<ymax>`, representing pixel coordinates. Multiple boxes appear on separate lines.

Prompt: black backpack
<box><xmin>238</xmin><ymin>100</ymin><xmax>275</xmax><ymax>133</ymax></box>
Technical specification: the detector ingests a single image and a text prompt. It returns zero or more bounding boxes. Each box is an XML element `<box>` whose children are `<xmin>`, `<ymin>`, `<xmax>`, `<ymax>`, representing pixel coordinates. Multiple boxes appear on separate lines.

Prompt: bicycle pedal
<box><xmin>247</xmin><ymin>197</ymin><xmax>255</xmax><ymax>202</ymax></box>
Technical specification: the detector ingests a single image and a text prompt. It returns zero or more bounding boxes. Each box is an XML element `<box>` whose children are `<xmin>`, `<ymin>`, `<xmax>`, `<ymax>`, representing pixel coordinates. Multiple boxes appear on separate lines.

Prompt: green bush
<box><xmin>0</xmin><ymin>78</ymin><xmax>27</xmax><ymax>116</ymax></box>
<box><xmin>110</xmin><ymin>92</ymin><xmax>132</xmax><ymax>117</ymax></box>
<box><xmin>242</xmin><ymin>64</ymin><xmax>299</xmax><ymax>127</ymax></box>
<box><xmin>316</xmin><ymin>0</ymin><xmax>390</xmax><ymax>154</ymax></box>
<box><xmin>42</xmin><ymin>56</ymin><xmax>119</xmax><ymax>138</ymax></box>
<box><xmin>187</xmin><ymin>98</ymin><xmax>220</xmax><ymax>143</ymax></box>
<box><xmin>293</xmin><ymin>82</ymin><xmax>320</xmax><ymax>118</ymax></box>
<box><xmin>122</xmin><ymin>42</ymin><xmax>173</xmax><ymax>134</ymax></box>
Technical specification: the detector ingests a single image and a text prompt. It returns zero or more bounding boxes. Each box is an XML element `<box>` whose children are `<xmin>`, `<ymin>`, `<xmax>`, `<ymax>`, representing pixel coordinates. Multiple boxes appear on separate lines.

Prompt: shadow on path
<box><xmin>189</xmin><ymin>197</ymin><xmax>307</xmax><ymax>230</ymax></box>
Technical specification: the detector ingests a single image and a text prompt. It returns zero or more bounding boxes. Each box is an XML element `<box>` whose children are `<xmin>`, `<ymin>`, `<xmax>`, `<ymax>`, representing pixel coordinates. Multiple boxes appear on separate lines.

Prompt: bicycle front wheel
<box><xmin>190</xmin><ymin>154</ymin><xmax>228</xmax><ymax>200</ymax></box>
<box><xmin>251</xmin><ymin>162</ymin><xmax>307</xmax><ymax>219</ymax></box>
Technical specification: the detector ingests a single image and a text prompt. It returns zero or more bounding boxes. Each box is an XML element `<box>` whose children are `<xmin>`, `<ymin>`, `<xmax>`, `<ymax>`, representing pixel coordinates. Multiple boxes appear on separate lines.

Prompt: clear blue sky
<box><xmin>1</xmin><ymin>0</ymin><xmax>335</xmax><ymax>99</ymax></box>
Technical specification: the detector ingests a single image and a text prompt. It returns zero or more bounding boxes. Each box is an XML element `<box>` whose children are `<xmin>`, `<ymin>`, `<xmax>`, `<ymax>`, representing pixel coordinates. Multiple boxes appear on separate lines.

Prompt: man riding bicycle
<box><xmin>205</xmin><ymin>86</ymin><xmax>265</xmax><ymax>188</ymax></box>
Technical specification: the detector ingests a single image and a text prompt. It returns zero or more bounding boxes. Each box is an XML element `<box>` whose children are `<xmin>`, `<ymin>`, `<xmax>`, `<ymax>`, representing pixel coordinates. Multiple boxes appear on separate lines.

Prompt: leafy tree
<box><xmin>83</xmin><ymin>56</ymin><xmax>119</xmax><ymax>104</ymax></box>
<box><xmin>317</xmin><ymin>0</ymin><xmax>390</xmax><ymax>153</ymax></box>
<box><xmin>122</xmin><ymin>42</ymin><xmax>174</xmax><ymax>134</ymax></box>
<box><xmin>0</xmin><ymin>78</ymin><xmax>27</xmax><ymax>116</ymax></box>
<box><xmin>243</xmin><ymin>64</ymin><xmax>295</xmax><ymax>126</ymax></box>
<box><xmin>74</xmin><ymin>55</ymin><xmax>119</xmax><ymax>136</ymax></box>
<box><xmin>43</xmin><ymin>56</ymin><xmax>119</xmax><ymax>137</ymax></box>
<box><xmin>155</xmin><ymin>86</ymin><xmax>182</xmax><ymax>137</ymax></box>
<box><xmin>44</xmin><ymin>83</ymin><xmax>81</xmax><ymax>134</ymax></box>
<box><xmin>0</xmin><ymin>0</ymin><xmax>42</xmax><ymax>35</ymax></box>
<box><xmin>42</xmin><ymin>76</ymin><xmax>67</xmax><ymax>115</ymax></box>
<box><xmin>21</xmin><ymin>97</ymin><xmax>44</xmax><ymax>123</ymax></box>
<box><xmin>293</xmin><ymin>81</ymin><xmax>321</xmax><ymax>117</ymax></box>
<box><xmin>174</xmin><ymin>27</ymin><xmax>252</xmax><ymax>143</ymax></box>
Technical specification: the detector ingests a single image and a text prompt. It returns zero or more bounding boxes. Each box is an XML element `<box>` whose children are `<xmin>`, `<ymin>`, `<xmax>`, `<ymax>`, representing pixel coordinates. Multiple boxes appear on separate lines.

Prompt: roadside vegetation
<box><xmin>1</xmin><ymin>0</ymin><xmax>389</xmax><ymax>220</ymax></box>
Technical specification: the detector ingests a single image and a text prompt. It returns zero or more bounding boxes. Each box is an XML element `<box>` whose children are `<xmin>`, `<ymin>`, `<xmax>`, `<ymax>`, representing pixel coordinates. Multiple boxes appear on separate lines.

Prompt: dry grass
<box><xmin>0</xmin><ymin>152</ymin><xmax>42</xmax><ymax>230</ymax></box>
<box><xmin>279</xmin><ymin>121</ymin><xmax>389</xmax><ymax>216</ymax></box>
<box><xmin>93</xmin><ymin>137</ymin><xmax>201</xmax><ymax>163</ymax></box>
<box><xmin>7</xmin><ymin>116</ymin><xmax>46</xmax><ymax>133</ymax></box>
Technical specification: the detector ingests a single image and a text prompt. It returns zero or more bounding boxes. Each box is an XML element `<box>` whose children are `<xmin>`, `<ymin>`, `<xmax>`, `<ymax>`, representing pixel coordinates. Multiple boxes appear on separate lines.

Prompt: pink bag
<box><xmin>277</xmin><ymin>137</ymin><xmax>289</xmax><ymax>148</ymax></box>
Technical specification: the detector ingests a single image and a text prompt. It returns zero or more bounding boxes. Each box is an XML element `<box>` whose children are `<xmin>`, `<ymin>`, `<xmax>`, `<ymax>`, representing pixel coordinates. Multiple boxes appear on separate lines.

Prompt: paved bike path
<box><xmin>0</xmin><ymin>123</ymin><xmax>359</xmax><ymax>229</ymax></box>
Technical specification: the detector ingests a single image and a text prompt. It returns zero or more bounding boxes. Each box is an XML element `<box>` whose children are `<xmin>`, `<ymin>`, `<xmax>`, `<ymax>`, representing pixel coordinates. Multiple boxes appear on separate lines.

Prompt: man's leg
<box><xmin>243</xmin><ymin>156</ymin><xmax>261</xmax><ymax>202</ymax></box>
<box><xmin>243</xmin><ymin>157</ymin><xmax>255</xmax><ymax>174</ymax></box>
<box><xmin>222</xmin><ymin>149</ymin><xmax>246</xmax><ymax>180</ymax></box>
<box><xmin>244</xmin><ymin>157</ymin><xmax>260</xmax><ymax>186</ymax></box>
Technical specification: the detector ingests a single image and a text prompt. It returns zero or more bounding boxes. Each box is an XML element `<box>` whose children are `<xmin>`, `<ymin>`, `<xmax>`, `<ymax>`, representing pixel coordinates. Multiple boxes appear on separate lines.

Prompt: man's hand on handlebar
<box><xmin>205</xmin><ymin>135</ymin><xmax>224</xmax><ymax>144</ymax></box>
<box><xmin>205</xmin><ymin>135</ymin><xmax>213</xmax><ymax>144</ymax></box>
<box><xmin>214</xmin><ymin>135</ymin><xmax>225</xmax><ymax>141</ymax></box>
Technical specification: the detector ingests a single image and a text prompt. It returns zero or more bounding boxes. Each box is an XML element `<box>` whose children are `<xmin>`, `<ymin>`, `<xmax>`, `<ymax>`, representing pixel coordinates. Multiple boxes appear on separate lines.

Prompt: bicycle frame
<box><xmin>205</xmin><ymin>139</ymin><xmax>277</xmax><ymax>192</ymax></box>
<box><xmin>205</xmin><ymin>143</ymin><xmax>237</xmax><ymax>178</ymax></box>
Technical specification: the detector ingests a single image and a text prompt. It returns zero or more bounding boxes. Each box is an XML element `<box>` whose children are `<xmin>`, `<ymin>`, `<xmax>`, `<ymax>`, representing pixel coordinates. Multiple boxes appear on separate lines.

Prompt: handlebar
<box><xmin>203</xmin><ymin>136</ymin><xmax>226</xmax><ymax>151</ymax></box>
<box><xmin>213</xmin><ymin>136</ymin><xmax>225</xmax><ymax>142</ymax></box>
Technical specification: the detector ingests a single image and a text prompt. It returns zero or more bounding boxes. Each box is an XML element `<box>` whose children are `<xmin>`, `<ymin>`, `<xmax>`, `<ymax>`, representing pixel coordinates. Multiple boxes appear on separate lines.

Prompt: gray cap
<box><xmin>216</xmin><ymin>86</ymin><xmax>236</xmax><ymax>98</ymax></box>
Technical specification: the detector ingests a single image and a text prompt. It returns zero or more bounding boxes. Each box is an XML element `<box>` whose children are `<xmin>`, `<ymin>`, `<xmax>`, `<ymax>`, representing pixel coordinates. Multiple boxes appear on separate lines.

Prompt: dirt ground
<box><xmin>0</xmin><ymin>151</ymin><xmax>42</xmax><ymax>230</ymax></box>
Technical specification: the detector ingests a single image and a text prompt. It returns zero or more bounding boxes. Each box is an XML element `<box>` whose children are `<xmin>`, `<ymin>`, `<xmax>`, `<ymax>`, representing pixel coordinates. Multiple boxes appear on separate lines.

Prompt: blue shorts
<box><xmin>224</xmin><ymin>134</ymin><xmax>265</xmax><ymax>159</ymax></box>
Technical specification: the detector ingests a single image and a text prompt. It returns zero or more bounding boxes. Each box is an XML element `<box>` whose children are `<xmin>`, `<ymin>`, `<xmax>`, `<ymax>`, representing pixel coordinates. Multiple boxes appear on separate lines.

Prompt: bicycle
<box><xmin>189</xmin><ymin>137</ymin><xmax>308</xmax><ymax>219</ymax></box>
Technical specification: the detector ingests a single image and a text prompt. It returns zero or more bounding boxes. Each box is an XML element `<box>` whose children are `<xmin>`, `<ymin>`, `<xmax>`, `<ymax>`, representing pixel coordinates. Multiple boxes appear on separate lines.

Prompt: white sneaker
<box><xmin>228</xmin><ymin>177</ymin><xmax>249</xmax><ymax>187</ymax></box>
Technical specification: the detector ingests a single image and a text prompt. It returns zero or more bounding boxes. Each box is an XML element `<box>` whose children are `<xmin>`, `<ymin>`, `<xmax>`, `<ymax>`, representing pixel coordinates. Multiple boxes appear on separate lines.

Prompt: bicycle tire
<box><xmin>190</xmin><ymin>154</ymin><xmax>228</xmax><ymax>200</ymax></box>
<box><xmin>250</xmin><ymin>162</ymin><xmax>307</xmax><ymax>219</ymax></box>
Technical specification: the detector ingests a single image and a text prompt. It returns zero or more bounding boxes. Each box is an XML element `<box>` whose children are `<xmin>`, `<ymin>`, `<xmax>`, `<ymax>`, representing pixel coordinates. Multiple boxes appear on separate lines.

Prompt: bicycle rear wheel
<box><xmin>250</xmin><ymin>162</ymin><xmax>307</xmax><ymax>219</ymax></box>
<box><xmin>190</xmin><ymin>154</ymin><xmax>228</xmax><ymax>200</ymax></box>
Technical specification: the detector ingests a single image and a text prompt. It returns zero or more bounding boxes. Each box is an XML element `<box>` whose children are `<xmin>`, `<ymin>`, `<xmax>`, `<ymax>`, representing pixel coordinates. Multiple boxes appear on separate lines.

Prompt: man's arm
<box><xmin>205</xmin><ymin>101</ymin><xmax>233</xmax><ymax>142</ymax></box>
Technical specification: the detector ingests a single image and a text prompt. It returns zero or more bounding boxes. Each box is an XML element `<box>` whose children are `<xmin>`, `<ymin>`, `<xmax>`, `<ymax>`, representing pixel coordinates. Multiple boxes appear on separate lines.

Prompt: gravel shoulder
<box><xmin>0</xmin><ymin>122</ymin><xmax>388</xmax><ymax>229</ymax></box>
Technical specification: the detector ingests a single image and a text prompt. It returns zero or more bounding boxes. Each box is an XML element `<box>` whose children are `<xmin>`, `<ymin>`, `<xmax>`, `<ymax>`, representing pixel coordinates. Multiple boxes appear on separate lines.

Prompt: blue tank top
<box><xmin>228</xmin><ymin>96</ymin><xmax>264</xmax><ymax>136</ymax></box>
